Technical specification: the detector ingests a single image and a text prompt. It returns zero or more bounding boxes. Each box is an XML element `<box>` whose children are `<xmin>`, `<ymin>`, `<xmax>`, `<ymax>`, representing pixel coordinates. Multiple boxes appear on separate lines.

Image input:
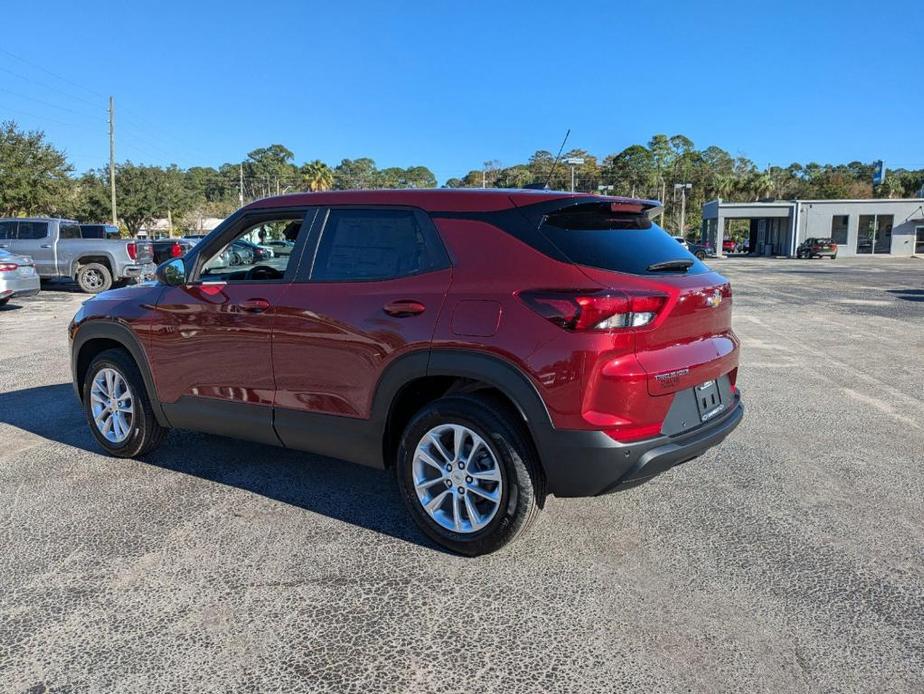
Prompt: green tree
<box><xmin>0</xmin><ymin>121</ymin><xmax>73</xmax><ymax>216</ymax></box>
<box><xmin>333</xmin><ymin>158</ymin><xmax>378</xmax><ymax>189</ymax></box>
<box><xmin>301</xmin><ymin>160</ymin><xmax>334</xmax><ymax>192</ymax></box>
<box><xmin>245</xmin><ymin>144</ymin><xmax>297</xmax><ymax>198</ymax></box>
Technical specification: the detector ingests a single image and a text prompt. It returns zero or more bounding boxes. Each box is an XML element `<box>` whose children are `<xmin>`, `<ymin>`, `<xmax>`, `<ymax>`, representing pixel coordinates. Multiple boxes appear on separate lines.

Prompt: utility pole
<box><xmin>673</xmin><ymin>183</ymin><xmax>692</xmax><ymax>237</ymax></box>
<box><xmin>108</xmin><ymin>96</ymin><xmax>117</xmax><ymax>225</ymax></box>
<box><xmin>239</xmin><ymin>164</ymin><xmax>244</xmax><ymax>206</ymax></box>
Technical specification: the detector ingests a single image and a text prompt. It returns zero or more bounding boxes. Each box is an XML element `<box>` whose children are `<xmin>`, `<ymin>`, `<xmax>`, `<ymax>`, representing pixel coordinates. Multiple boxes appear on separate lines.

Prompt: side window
<box><xmin>311</xmin><ymin>208</ymin><xmax>447</xmax><ymax>281</ymax></box>
<box><xmin>59</xmin><ymin>223</ymin><xmax>81</xmax><ymax>239</ymax></box>
<box><xmin>199</xmin><ymin>213</ymin><xmax>307</xmax><ymax>283</ymax></box>
<box><xmin>17</xmin><ymin>222</ymin><xmax>49</xmax><ymax>240</ymax></box>
<box><xmin>0</xmin><ymin>221</ymin><xmax>15</xmax><ymax>240</ymax></box>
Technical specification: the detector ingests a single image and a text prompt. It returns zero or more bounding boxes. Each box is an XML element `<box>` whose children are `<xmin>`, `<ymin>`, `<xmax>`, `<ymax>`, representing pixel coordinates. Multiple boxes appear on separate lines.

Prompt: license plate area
<box><xmin>695</xmin><ymin>380</ymin><xmax>725</xmax><ymax>422</ymax></box>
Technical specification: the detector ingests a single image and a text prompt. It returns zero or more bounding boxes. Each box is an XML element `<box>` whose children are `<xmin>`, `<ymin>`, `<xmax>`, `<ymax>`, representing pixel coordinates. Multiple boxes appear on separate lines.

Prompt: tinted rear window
<box><xmin>538</xmin><ymin>203</ymin><xmax>708</xmax><ymax>275</ymax></box>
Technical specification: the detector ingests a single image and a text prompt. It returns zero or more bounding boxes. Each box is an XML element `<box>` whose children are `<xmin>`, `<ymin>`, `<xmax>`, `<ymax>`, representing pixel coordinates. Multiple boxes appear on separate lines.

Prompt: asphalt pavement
<box><xmin>1</xmin><ymin>258</ymin><xmax>922</xmax><ymax>693</ymax></box>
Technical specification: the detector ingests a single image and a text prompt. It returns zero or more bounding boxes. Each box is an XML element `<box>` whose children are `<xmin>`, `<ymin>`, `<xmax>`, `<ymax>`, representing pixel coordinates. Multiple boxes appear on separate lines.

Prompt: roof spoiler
<box><xmin>513</xmin><ymin>195</ymin><xmax>664</xmax><ymax>220</ymax></box>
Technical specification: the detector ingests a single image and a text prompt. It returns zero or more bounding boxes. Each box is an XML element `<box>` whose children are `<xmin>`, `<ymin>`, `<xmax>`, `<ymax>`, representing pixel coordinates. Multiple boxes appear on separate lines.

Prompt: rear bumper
<box><xmin>536</xmin><ymin>396</ymin><xmax>743</xmax><ymax>497</ymax></box>
<box><xmin>0</xmin><ymin>274</ymin><xmax>41</xmax><ymax>300</ymax></box>
<box><xmin>122</xmin><ymin>263</ymin><xmax>156</xmax><ymax>280</ymax></box>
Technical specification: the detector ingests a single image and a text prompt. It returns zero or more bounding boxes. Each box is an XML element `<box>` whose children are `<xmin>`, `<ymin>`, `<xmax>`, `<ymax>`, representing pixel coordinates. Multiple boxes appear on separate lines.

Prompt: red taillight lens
<box><xmin>170</xmin><ymin>242</ymin><xmax>183</xmax><ymax>258</ymax></box>
<box><xmin>127</xmin><ymin>242</ymin><xmax>137</xmax><ymax>260</ymax></box>
<box><xmin>0</xmin><ymin>263</ymin><xmax>18</xmax><ymax>272</ymax></box>
<box><xmin>720</xmin><ymin>282</ymin><xmax>732</xmax><ymax>298</ymax></box>
<box><xmin>518</xmin><ymin>290</ymin><xmax>666</xmax><ymax>331</ymax></box>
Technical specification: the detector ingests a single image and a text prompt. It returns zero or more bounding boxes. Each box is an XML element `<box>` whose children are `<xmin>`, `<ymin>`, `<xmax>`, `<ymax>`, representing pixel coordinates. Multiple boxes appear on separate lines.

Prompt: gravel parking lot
<box><xmin>1</xmin><ymin>259</ymin><xmax>922</xmax><ymax>693</ymax></box>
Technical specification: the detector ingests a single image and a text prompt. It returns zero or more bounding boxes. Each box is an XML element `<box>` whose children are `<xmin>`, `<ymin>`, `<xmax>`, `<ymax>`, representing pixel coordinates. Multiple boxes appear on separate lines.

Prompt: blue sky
<box><xmin>1</xmin><ymin>0</ymin><xmax>921</xmax><ymax>183</ymax></box>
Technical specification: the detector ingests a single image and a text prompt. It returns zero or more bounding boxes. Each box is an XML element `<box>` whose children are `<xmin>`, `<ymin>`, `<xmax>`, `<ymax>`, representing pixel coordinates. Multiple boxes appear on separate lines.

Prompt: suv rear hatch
<box><xmin>532</xmin><ymin>200</ymin><xmax>738</xmax><ymax>398</ymax></box>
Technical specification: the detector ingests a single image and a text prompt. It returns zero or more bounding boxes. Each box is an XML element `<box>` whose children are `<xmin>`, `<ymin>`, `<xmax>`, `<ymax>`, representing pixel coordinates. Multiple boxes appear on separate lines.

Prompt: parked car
<box><xmin>229</xmin><ymin>240</ymin><xmax>255</xmax><ymax>266</ymax></box>
<box><xmin>0</xmin><ymin>248</ymin><xmax>40</xmax><ymax>307</ymax></box>
<box><xmin>797</xmin><ymin>237</ymin><xmax>838</xmax><ymax>259</ymax></box>
<box><xmin>672</xmin><ymin>236</ymin><xmax>712</xmax><ymax>260</ymax></box>
<box><xmin>0</xmin><ymin>218</ymin><xmax>154</xmax><ymax>293</ymax></box>
<box><xmin>264</xmin><ymin>239</ymin><xmax>296</xmax><ymax>256</ymax></box>
<box><xmin>69</xmin><ymin>190</ymin><xmax>742</xmax><ymax>556</ymax></box>
<box><xmin>722</xmin><ymin>238</ymin><xmax>738</xmax><ymax>254</ymax></box>
<box><xmin>150</xmin><ymin>238</ymin><xmax>195</xmax><ymax>265</ymax></box>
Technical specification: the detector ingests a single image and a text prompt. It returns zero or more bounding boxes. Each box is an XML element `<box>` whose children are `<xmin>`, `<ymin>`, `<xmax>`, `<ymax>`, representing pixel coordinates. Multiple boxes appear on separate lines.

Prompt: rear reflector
<box><xmin>604</xmin><ymin>422</ymin><xmax>663</xmax><ymax>443</ymax></box>
<box><xmin>518</xmin><ymin>290</ymin><xmax>667</xmax><ymax>331</ymax></box>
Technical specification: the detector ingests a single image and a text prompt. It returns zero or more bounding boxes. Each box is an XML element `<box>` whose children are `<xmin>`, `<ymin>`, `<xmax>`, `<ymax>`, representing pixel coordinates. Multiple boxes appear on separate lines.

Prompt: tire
<box><xmin>396</xmin><ymin>393</ymin><xmax>544</xmax><ymax>556</ymax></box>
<box><xmin>695</xmin><ymin>250</ymin><xmax>706</xmax><ymax>260</ymax></box>
<box><xmin>82</xmin><ymin>348</ymin><xmax>167</xmax><ymax>458</ymax></box>
<box><xmin>76</xmin><ymin>262</ymin><xmax>113</xmax><ymax>294</ymax></box>
<box><xmin>831</xmin><ymin>254</ymin><xmax>837</xmax><ymax>260</ymax></box>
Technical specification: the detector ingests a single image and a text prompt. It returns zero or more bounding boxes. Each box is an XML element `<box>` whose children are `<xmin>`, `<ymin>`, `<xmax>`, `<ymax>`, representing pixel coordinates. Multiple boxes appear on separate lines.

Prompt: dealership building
<box><xmin>701</xmin><ymin>198</ymin><xmax>924</xmax><ymax>258</ymax></box>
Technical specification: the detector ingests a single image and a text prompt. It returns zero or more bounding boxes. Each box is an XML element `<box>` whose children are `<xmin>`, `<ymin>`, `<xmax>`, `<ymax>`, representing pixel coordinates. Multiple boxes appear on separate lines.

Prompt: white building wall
<box><xmin>796</xmin><ymin>200</ymin><xmax>924</xmax><ymax>257</ymax></box>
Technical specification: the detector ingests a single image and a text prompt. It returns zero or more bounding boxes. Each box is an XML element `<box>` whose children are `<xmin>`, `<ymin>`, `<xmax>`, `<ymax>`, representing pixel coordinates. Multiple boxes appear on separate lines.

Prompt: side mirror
<box><xmin>156</xmin><ymin>258</ymin><xmax>186</xmax><ymax>286</ymax></box>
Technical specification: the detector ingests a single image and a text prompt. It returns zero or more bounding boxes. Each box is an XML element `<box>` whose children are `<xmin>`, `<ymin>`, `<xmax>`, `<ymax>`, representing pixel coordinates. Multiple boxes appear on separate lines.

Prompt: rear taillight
<box><xmin>518</xmin><ymin>290</ymin><xmax>667</xmax><ymax>331</ymax></box>
<box><xmin>127</xmin><ymin>242</ymin><xmax>138</xmax><ymax>260</ymax></box>
<box><xmin>170</xmin><ymin>242</ymin><xmax>183</xmax><ymax>258</ymax></box>
<box><xmin>0</xmin><ymin>263</ymin><xmax>17</xmax><ymax>272</ymax></box>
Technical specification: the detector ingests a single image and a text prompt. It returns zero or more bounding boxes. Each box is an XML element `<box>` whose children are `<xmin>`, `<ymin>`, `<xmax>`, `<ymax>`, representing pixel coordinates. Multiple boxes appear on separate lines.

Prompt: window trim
<box><xmin>185</xmin><ymin>206</ymin><xmax>320</xmax><ymax>286</ymax></box>
<box><xmin>300</xmin><ymin>205</ymin><xmax>452</xmax><ymax>284</ymax></box>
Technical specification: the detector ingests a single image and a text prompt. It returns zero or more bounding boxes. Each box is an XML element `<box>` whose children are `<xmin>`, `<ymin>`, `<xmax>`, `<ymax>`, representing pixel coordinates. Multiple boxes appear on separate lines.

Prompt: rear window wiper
<box><xmin>647</xmin><ymin>259</ymin><xmax>694</xmax><ymax>272</ymax></box>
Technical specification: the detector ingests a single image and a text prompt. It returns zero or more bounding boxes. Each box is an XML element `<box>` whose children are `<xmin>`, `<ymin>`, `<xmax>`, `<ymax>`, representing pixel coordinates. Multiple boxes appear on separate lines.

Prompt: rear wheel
<box><xmin>396</xmin><ymin>394</ymin><xmax>543</xmax><ymax>556</ymax></box>
<box><xmin>76</xmin><ymin>263</ymin><xmax>113</xmax><ymax>294</ymax></box>
<box><xmin>83</xmin><ymin>348</ymin><xmax>166</xmax><ymax>458</ymax></box>
<box><xmin>694</xmin><ymin>250</ymin><xmax>706</xmax><ymax>260</ymax></box>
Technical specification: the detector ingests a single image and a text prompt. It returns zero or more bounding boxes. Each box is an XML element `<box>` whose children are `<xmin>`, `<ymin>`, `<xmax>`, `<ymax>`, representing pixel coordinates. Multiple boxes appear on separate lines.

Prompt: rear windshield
<box><xmin>538</xmin><ymin>203</ymin><xmax>708</xmax><ymax>275</ymax></box>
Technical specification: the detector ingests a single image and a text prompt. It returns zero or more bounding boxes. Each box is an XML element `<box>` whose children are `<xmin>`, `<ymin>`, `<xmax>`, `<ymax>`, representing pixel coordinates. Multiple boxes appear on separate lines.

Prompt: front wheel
<box><xmin>695</xmin><ymin>250</ymin><xmax>706</xmax><ymax>260</ymax></box>
<box><xmin>83</xmin><ymin>348</ymin><xmax>166</xmax><ymax>458</ymax></box>
<box><xmin>396</xmin><ymin>394</ymin><xmax>544</xmax><ymax>556</ymax></box>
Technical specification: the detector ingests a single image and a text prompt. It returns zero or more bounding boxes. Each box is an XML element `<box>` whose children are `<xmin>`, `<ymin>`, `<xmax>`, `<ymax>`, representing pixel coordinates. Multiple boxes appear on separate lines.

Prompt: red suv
<box><xmin>70</xmin><ymin>190</ymin><xmax>742</xmax><ymax>555</ymax></box>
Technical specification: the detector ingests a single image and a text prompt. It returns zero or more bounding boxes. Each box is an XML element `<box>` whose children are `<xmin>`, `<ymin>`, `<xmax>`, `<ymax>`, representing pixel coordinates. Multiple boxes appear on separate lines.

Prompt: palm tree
<box><xmin>301</xmin><ymin>160</ymin><xmax>334</xmax><ymax>192</ymax></box>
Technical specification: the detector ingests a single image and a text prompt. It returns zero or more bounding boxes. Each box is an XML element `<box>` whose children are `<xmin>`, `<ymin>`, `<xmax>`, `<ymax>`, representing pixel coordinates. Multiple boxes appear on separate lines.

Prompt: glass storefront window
<box><xmin>856</xmin><ymin>214</ymin><xmax>892</xmax><ymax>254</ymax></box>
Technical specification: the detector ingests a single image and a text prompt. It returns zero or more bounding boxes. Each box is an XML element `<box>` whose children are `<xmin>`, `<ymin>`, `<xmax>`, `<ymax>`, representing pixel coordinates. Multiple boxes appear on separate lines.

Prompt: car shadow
<box><xmin>0</xmin><ymin>383</ymin><xmax>442</xmax><ymax>553</ymax></box>
<box><xmin>0</xmin><ymin>302</ymin><xmax>24</xmax><ymax>311</ymax></box>
<box><xmin>885</xmin><ymin>288</ymin><xmax>924</xmax><ymax>302</ymax></box>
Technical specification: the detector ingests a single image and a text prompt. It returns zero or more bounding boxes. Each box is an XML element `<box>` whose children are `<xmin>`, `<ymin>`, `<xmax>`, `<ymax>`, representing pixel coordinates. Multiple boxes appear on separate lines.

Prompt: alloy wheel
<box><xmin>412</xmin><ymin>424</ymin><xmax>503</xmax><ymax>533</ymax></box>
<box><xmin>90</xmin><ymin>368</ymin><xmax>135</xmax><ymax>444</ymax></box>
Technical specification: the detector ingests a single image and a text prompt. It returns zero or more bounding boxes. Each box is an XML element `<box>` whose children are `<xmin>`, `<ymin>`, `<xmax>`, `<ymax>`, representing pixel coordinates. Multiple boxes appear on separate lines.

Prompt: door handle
<box><xmin>238</xmin><ymin>298</ymin><xmax>271</xmax><ymax>313</ymax></box>
<box><xmin>41</xmin><ymin>244</ymin><xmax>51</xmax><ymax>248</ymax></box>
<box><xmin>383</xmin><ymin>300</ymin><xmax>425</xmax><ymax>317</ymax></box>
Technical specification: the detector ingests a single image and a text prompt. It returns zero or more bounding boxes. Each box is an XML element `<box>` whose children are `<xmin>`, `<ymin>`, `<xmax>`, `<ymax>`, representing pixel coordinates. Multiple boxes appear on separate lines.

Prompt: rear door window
<box><xmin>0</xmin><ymin>221</ymin><xmax>15</xmax><ymax>240</ymax></box>
<box><xmin>310</xmin><ymin>208</ymin><xmax>449</xmax><ymax>281</ymax></box>
<box><xmin>538</xmin><ymin>203</ymin><xmax>708</xmax><ymax>275</ymax></box>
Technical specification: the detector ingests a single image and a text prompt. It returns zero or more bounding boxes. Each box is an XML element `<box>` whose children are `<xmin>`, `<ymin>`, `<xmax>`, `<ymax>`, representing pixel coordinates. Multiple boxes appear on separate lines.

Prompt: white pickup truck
<box><xmin>0</xmin><ymin>218</ymin><xmax>154</xmax><ymax>293</ymax></box>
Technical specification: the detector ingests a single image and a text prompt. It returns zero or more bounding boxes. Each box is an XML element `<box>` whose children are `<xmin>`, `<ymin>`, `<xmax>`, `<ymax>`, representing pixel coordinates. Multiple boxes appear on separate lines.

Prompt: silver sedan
<box><xmin>0</xmin><ymin>249</ymin><xmax>40</xmax><ymax>307</ymax></box>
